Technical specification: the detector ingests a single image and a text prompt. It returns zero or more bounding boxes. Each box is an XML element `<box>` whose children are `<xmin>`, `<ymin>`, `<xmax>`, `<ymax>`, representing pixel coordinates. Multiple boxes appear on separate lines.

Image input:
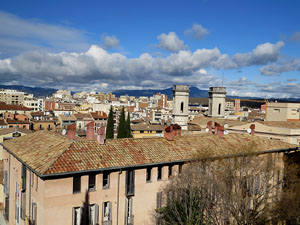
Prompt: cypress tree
<box><xmin>117</xmin><ymin>107</ymin><xmax>127</xmax><ymax>138</ymax></box>
<box><xmin>126</xmin><ymin>111</ymin><xmax>133</xmax><ymax>138</ymax></box>
<box><xmin>106</xmin><ymin>106</ymin><xmax>114</xmax><ymax>139</ymax></box>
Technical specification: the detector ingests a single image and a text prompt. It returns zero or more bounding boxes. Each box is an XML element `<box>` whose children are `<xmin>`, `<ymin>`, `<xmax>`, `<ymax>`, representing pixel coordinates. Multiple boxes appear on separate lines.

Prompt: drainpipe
<box><xmin>116</xmin><ymin>169</ymin><xmax>122</xmax><ymax>225</ymax></box>
<box><xmin>29</xmin><ymin>172</ymin><xmax>31</xmax><ymax>222</ymax></box>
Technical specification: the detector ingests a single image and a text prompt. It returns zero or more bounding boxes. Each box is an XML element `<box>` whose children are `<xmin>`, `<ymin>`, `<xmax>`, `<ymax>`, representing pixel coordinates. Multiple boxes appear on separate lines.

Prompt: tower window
<box><xmin>218</xmin><ymin>103</ymin><xmax>221</xmax><ymax>115</ymax></box>
<box><xmin>180</xmin><ymin>102</ymin><xmax>184</xmax><ymax>113</ymax></box>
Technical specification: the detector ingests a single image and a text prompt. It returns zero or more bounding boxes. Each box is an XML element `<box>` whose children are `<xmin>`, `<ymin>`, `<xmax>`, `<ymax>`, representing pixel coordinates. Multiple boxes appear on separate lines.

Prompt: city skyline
<box><xmin>0</xmin><ymin>0</ymin><xmax>300</xmax><ymax>98</ymax></box>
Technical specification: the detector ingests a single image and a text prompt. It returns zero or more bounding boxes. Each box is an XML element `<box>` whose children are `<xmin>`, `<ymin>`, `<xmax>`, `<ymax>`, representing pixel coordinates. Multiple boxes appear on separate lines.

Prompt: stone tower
<box><xmin>208</xmin><ymin>87</ymin><xmax>226</xmax><ymax>118</ymax></box>
<box><xmin>172</xmin><ymin>85</ymin><xmax>189</xmax><ymax>130</ymax></box>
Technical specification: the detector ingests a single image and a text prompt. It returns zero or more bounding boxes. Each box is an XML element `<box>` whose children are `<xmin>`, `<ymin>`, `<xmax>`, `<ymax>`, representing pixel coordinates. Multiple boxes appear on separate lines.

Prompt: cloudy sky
<box><xmin>0</xmin><ymin>0</ymin><xmax>300</xmax><ymax>98</ymax></box>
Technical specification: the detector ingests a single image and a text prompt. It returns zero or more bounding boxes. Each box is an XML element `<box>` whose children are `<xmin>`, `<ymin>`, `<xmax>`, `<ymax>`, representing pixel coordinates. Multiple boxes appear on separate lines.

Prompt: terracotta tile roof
<box><xmin>0</xmin><ymin>103</ymin><xmax>31</xmax><ymax>111</ymax></box>
<box><xmin>3</xmin><ymin>131</ymin><xmax>296</xmax><ymax>176</ymax></box>
<box><xmin>258</xmin><ymin>121</ymin><xmax>300</xmax><ymax>129</ymax></box>
<box><xmin>6</xmin><ymin>119</ymin><xmax>30</xmax><ymax>124</ymax></box>
<box><xmin>0</xmin><ymin>127</ymin><xmax>32</xmax><ymax>136</ymax></box>
<box><xmin>191</xmin><ymin>115</ymin><xmax>248</xmax><ymax>128</ymax></box>
<box><xmin>31</xmin><ymin>112</ymin><xmax>44</xmax><ymax>117</ymax></box>
<box><xmin>3</xmin><ymin>131</ymin><xmax>73</xmax><ymax>174</ymax></box>
<box><xmin>74</xmin><ymin>113</ymin><xmax>93</xmax><ymax>120</ymax></box>
<box><xmin>131</xmin><ymin>123</ymin><xmax>164</xmax><ymax>131</ymax></box>
<box><xmin>90</xmin><ymin>111</ymin><xmax>107</xmax><ymax>119</ymax></box>
<box><xmin>58</xmin><ymin>114</ymin><xmax>76</xmax><ymax>121</ymax></box>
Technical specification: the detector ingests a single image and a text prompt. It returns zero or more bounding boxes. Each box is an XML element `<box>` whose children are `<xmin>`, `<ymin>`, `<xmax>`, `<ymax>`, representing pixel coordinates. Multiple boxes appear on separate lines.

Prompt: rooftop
<box><xmin>131</xmin><ymin>123</ymin><xmax>164</xmax><ymax>131</ymax></box>
<box><xmin>191</xmin><ymin>115</ymin><xmax>248</xmax><ymax>128</ymax></box>
<box><xmin>0</xmin><ymin>127</ymin><xmax>32</xmax><ymax>136</ymax></box>
<box><xmin>2</xmin><ymin>130</ymin><xmax>296</xmax><ymax>177</ymax></box>
<box><xmin>0</xmin><ymin>102</ymin><xmax>31</xmax><ymax>111</ymax></box>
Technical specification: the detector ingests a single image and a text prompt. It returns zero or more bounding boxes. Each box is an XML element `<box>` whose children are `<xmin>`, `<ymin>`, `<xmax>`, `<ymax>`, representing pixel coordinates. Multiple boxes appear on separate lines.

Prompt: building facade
<box><xmin>172</xmin><ymin>85</ymin><xmax>189</xmax><ymax>130</ymax></box>
<box><xmin>208</xmin><ymin>87</ymin><xmax>226</xmax><ymax>118</ymax></box>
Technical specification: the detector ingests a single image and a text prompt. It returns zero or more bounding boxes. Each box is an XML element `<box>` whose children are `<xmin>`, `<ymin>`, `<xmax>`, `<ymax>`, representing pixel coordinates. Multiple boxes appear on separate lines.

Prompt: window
<box><xmin>103</xmin><ymin>172</ymin><xmax>110</xmax><ymax>189</ymax></box>
<box><xmin>89</xmin><ymin>174</ymin><xmax>96</xmax><ymax>191</ymax></box>
<box><xmin>89</xmin><ymin>204</ymin><xmax>99</xmax><ymax>225</ymax></box>
<box><xmin>168</xmin><ymin>165</ymin><xmax>173</xmax><ymax>178</ymax></box>
<box><xmin>218</xmin><ymin>103</ymin><xmax>221</xmax><ymax>115</ymax></box>
<box><xmin>72</xmin><ymin>207</ymin><xmax>82</xmax><ymax>225</ymax></box>
<box><xmin>157</xmin><ymin>166</ymin><xmax>162</xmax><ymax>180</ymax></box>
<box><xmin>180</xmin><ymin>102</ymin><xmax>184</xmax><ymax>113</ymax></box>
<box><xmin>102</xmin><ymin>202</ymin><xmax>112</xmax><ymax>224</ymax></box>
<box><xmin>125</xmin><ymin>198</ymin><xmax>133</xmax><ymax>225</ymax></box>
<box><xmin>73</xmin><ymin>176</ymin><xmax>81</xmax><ymax>193</ymax></box>
<box><xmin>146</xmin><ymin>167</ymin><xmax>152</xmax><ymax>182</ymax></box>
<box><xmin>126</xmin><ymin>170</ymin><xmax>135</xmax><ymax>196</ymax></box>
<box><xmin>21</xmin><ymin>164</ymin><xmax>26</xmax><ymax>191</ymax></box>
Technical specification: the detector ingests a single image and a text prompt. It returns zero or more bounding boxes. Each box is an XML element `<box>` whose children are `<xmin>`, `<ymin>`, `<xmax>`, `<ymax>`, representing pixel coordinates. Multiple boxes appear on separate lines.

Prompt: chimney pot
<box><xmin>250</xmin><ymin>124</ymin><xmax>255</xmax><ymax>135</ymax></box>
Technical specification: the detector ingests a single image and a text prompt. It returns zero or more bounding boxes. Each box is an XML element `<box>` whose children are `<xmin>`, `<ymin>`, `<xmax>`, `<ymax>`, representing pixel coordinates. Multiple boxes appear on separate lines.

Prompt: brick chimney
<box><xmin>250</xmin><ymin>124</ymin><xmax>255</xmax><ymax>135</ymax></box>
<box><xmin>217</xmin><ymin>125</ymin><xmax>225</xmax><ymax>138</ymax></box>
<box><xmin>172</xmin><ymin>124</ymin><xmax>182</xmax><ymax>136</ymax></box>
<box><xmin>67</xmin><ymin>123</ymin><xmax>76</xmax><ymax>140</ymax></box>
<box><xmin>164</xmin><ymin>125</ymin><xmax>174</xmax><ymax>141</ymax></box>
<box><xmin>86</xmin><ymin>121</ymin><xmax>94</xmax><ymax>140</ymax></box>
<box><xmin>207</xmin><ymin>121</ymin><xmax>212</xmax><ymax>133</ymax></box>
<box><xmin>214</xmin><ymin>122</ymin><xmax>220</xmax><ymax>135</ymax></box>
<box><xmin>96</xmin><ymin>127</ymin><xmax>106</xmax><ymax>144</ymax></box>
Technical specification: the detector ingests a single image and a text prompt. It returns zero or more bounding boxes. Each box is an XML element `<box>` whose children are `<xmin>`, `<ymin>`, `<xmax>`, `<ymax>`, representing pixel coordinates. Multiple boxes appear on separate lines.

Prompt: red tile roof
<box><xmin>90</xmin><ymin>111</ymin><xmax>107</xmax><ymax>119</ymax></box>
<box><xmin>2</xmin><ymin>131</ymin><xmax>297</xmax><ymax>177</ymax></box>
<box><xmin>0</xmin><ymin>103</ymin><xmax>31</xmax><ymax>111</ymax></box>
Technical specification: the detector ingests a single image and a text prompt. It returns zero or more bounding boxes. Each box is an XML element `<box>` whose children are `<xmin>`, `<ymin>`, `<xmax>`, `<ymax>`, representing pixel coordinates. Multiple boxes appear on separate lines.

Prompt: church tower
<box><xmin>172</xmin><ymin>85</ymin><xmax>189</xmax><ymax>130</ymax></box>
<box><xmin>208</xmin><ymin>87</ymin><xmax>226</xmax><ymax>118</ymax></box>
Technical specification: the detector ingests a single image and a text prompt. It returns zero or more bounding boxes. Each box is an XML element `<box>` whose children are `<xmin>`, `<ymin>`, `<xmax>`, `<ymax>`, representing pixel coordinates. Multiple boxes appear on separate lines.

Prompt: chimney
<box><xmin>86</xmin><ymin>121</ymin><xmax>94</xmax><ymax>140</ymax></box>
<box><xmin>67</xmin><ymin>123</ymin><xmax>76</xmax><ymax>140</ymax></box>
<box><xmin>217</xmin><ymin>125</ymin><xmax>225</xmax><ymax>138</ymax></box>
<box><xmin>250</xmin><ymin>124</ymin><xmax>255</xmax><ymax>135</ymax></box>
<box><xmin>164</xmin><ymin>125</ymin><xmax>174</xmax><ymax>141</ymax></box>
<box><xmin>207</xmin><ymin>121</ymin><xmax>212</xmax><ymax>133</ymax></box>
<box><xmin>172</xmin><ymin>124</ymin><xmax>182</xmax><ymax>136</ymax></box>
<box><xmin>214</xmin><ymin>122</ymin><xmax>220</xmax><ymax>135</ymax></box>
<box><xmin>96</xmin><ymin>127</ymin><xmax>106</xmax><ymax>144</ymax></box>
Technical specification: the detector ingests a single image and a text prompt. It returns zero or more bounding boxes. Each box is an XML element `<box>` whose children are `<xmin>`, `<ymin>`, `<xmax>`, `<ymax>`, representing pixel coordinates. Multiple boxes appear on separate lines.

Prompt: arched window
<box><xmin>218</xmin><ymin>103</ymin><xmax>221</xmax><ymax>115</ymax></box>
<box><xmin>181</xmin><ymin>102</ymin><xmax>184</xmax><ymax>113</ymax></box>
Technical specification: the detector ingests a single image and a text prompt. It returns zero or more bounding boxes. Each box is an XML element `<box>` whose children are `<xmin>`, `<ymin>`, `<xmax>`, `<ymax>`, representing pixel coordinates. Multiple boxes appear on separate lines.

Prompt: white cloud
<box><xmin>157</xmin><ymin>32</ymin><xmax>188</xmax><ymax>52</ymax></box>
<box><xmin>101</xmin><ymin>34</ymin><xmax>120</xmax><ymax>49</ymax></box>
<box><xmin>184</xmin><ymin>24</ymin><xmax>209</xmax><ymax>40</ymax></box>
<box><xmin>232</xmin><ymin>41</ymin><xmax>285</xmax><ymax>67</ymax></box>
<box><xmin>0</xmin><ymin>11</ymin><xmax>89</xmax><ymax>57</ymax></box>
<box><xmin>260</xmin><ymin>58</ymin><xmax>300</xmax><ymax>76</ymax></box>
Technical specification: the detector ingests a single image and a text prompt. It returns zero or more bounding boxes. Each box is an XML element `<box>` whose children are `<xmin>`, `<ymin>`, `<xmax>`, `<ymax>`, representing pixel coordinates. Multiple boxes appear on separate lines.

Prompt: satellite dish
<box><xmin>205</xmin><ymin>128</ymin><xmax>209</xmax><ymax>133</ymax></box>
<box><xmin>61</xmin><ymin>129</ymin><xmax>67</xmax><ymax>135</ymax></box>
<box><xmin>224</xmin><ymin>130</ymin><xmax>229</xmax><ymax>135</ymax></box>
<box><xmin>247</xmin><ymin>128</ymin><xmax>251</xmax><ymax>134</ymax></box>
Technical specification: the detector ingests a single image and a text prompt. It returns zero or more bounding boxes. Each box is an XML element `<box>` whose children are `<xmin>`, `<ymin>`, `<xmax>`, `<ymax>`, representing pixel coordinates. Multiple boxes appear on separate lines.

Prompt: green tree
<box><xmin>106</xmin><ymin>106</ymin><xmax>114</xmax><ymax>139</ymax></box>
<box><xmin>117</xmin><ymin>107</ymin><xmax>127</xmax><ymax>138</ymax></box>
<box><xmin>126</xmin><ymin>111</ymin><xmax>133</xmax><ymax>138</ymax></box>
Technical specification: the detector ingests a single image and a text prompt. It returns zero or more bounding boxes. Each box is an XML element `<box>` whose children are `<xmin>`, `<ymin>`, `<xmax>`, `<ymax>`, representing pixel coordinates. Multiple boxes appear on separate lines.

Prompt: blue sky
<box><xmin>0</xmin><ymin>0</ymin><xmax>300</xmax><ymax>98</ymax></box>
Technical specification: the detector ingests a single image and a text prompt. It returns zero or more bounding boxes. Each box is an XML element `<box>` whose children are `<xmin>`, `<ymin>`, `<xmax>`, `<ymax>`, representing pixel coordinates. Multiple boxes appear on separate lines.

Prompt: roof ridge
<box><xmin>42</xmin><ymin>141</ymin><xmax>74</xmax><ymax>175</ymax></box>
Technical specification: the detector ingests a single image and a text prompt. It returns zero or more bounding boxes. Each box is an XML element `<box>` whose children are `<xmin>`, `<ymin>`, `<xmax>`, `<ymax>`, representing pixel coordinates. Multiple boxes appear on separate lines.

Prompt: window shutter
<box><xmin>95</xmin><ymin>204</ymin><xmax>99</xmax><ymax>225</ymax></box>
<box><xmin>157</xmin><ymin>192</ymin><xmax>162</xmax><ymax>209</ymax></box>
<box><xmin>21</xmin><ymin>191</ymin><xmax>26</xmax><ymax>220</ymax></box>
<box><xmin>4</xmin><ymin>171</ymin><xmax>7</xmax><ymax>194</ymax></box>
<box><xmin>72</xmin><ymin>207</ymin><xmax>75</xmax><ymax>225</ymax></box>
<box><xmin>109</xmin><ymin>201</ymin><xmax>112</xmax><ymax>221</ymax></box>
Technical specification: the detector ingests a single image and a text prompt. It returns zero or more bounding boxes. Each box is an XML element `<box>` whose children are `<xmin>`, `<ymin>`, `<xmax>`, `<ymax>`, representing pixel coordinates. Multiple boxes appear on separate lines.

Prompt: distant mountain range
<box><xmin>113</xmin><ymin>87</ymin><xmax>209</xmax><ymax>98</ymax></box>
<box><xmin>1</xmin><ymin>84</ymin><xmax>300</xmax><ymax>102</ymax></box>
<box><xmin>0</xmin><ymin>85</ymin><xmax>57</xmax><ymax>98</ymax></box>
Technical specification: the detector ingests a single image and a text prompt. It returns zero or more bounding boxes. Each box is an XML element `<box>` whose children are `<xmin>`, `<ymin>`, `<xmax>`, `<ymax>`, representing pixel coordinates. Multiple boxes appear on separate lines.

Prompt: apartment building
<box><xmin>0</xmin><ymin>89</ymin><xmax>25</xmax><ymax>105</ymax></box>
<box><xmin>1</xmin><ymin>126</ymin><xmax>296</xmax><ymax>225</ymax></box>
<box><xmin>266</xmin><ymin>102</ymin><xmax>300</xmax><ymax>121</ymax></box>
